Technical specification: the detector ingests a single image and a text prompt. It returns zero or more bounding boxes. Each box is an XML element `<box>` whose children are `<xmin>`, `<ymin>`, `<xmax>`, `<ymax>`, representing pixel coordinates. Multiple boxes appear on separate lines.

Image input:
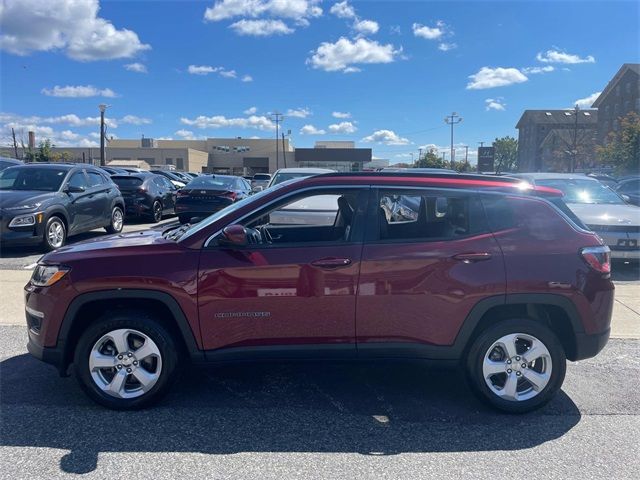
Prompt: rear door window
<box><xmin>376</xmin><ymin>190</ymin><xmax>486</xmax><ymax>241</ymax></box>
<box><xmin>87</xmin><ymin>171</ymin><xmax>106</xmax><ymax>187</ymax></box>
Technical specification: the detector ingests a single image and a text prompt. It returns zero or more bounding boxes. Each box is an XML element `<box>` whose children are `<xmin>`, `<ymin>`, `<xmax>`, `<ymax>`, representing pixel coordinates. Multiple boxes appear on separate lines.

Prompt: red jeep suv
<box><xmin>24</xmin><ymin>173</ymin><xmax>614</xmax><ymax>413</ymax></box>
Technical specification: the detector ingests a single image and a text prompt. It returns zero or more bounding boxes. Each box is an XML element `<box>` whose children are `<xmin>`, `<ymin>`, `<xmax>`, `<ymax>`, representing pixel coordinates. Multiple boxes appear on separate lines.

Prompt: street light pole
<box><xmin>444</xmin><ymin>112</ymin><xmax>463</xmax><ymax>169</ymax></box>
<box><xmin>270</xmin><ymin>112</ymin><xmax>284</xmax><ymax>171</ymax></box>
<box><xmin>98</xmin><ymin>104</ymin><xmax>109</xmax><ymax>166</ymax></box>
<box><xmin>571</xmin><ymin>104</ymin><xmax>580</xmax><ymax>173</ymax></box>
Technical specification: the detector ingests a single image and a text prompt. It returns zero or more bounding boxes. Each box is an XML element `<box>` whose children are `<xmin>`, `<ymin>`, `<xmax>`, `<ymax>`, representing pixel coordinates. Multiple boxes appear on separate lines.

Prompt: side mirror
<box><xmin>218</xmin><ymin>224</ymin><xmax>248</xmax><ymax>247</ymax></box>
<box><xmin>65</xmin><ymin>184</ymin><xmax>85</xmax><ymax>193</ymax></box>
<box><xmin>621</xmin><ymin>194</ymin><xmax>631</xmax><ymax>203</ymax></box>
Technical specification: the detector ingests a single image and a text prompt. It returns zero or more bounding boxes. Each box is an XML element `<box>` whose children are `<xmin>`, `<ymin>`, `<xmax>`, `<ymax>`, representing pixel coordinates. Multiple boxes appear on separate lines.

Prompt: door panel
<box><xmin>356</xmin><ymin>189</ymin><xmax>506</xmax><ymax>351</ymax></box>
<box><xmin>198</xmin><ymin>244</ymin><xmax>362</xmax><ymax>351</ymax></box>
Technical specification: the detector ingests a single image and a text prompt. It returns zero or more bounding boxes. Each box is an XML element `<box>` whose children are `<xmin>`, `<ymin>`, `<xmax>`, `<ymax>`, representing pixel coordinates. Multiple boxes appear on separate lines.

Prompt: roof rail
<box><xmin>316</xmin><ymin>171</ymin><xmax>523</xmax><ymax>184</ymax></box>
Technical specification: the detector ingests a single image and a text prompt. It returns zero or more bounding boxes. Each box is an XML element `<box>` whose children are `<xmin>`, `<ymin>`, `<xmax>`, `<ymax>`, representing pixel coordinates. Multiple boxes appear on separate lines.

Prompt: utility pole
<box><xmin>281</xmin><ymin>133</ymin><xmax>288</xmax><ymax>168</ymax></box>
<box><xmin>571</xmin><ymin>104</ymin><xmax>580</xmax><ymax>173</ymax></box>
<box><xmin>465</xmin><ymin>145</ymin><xmax>469</xmax><ymax>163</ymax></box>
<box><xmin>441</xmin><ymin>151</ymin><xmax>447</xmax><ymax>162</ymax></box>
<box><xmin>418</xmin><ymin>147</ymin><xmax>423</xmax><ymax>164</ymax></box>
<box><xmin>270</xmin><ymin>112</ymin><xmax>284</xmax><ymax>170</ymax></box>
<box><xmin>11</xmin><ymin>127</ymin><xmax>18</xmax><ymax>159</ymax></box>
<box><xmin>98</xmin><ymin>104</ymin><xmax>109</xmax><ymax>166</ymax></box>
<box><xmin>478</xmin><ymin>141</ymin><xmax>485</xmax><ymax>148</ymax></box>
<box><xmin>444</xmin><ymin>112</ymin><xmax>463</xmax><ymax>169</ymax></box>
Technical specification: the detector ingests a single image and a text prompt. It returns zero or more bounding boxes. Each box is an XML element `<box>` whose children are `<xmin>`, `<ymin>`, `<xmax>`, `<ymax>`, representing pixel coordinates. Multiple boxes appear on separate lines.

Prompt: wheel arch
<box><xmin>456</xmin><ymin>294</ymin><xmax>584</xmax><ymax>361</ymax></box>
<box><xmin>58</xmin><ymin>289</ymin><xmax>203</xmax><ymax>374</ymax></box>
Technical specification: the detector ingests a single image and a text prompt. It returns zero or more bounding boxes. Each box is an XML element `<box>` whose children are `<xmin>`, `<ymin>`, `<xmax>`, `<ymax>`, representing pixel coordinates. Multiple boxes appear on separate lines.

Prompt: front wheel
<box><xmin>465</xmin><ymin>319</ymin><xmax>566</xmax><ymax>413</ymax></box>
<box><xmin>74</xmin><ymin>312</ymin><xmax>179</xmax><ymax>410</ymax></box>
<box><xmin>43</xmin><ymin>216</ymin><xmax>66</xmax><ymax>251</ymax></box>
<box><xmin>105</xmin><ymin>206</ymin><xmax>124</xmax><ymax>234</ymax></box>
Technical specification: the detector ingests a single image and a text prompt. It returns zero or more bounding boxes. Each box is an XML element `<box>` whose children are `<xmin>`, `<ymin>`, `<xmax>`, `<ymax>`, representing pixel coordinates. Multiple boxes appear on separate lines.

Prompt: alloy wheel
<box><xmin>89</xmin><ymin>328</ymin><xmax>163</xmax><ymax>399</ymax></box>
<box><xmin>482</xmin><ymin>333</ymin><xmax>552</xmax><ymax>402</ymax></box>
<box><xmin>153</xmin><ymin>202</ymin><xmax>162</xmax><ymax>222</ymax></box>
<box><xmin>112</xmin><ymin>207</ymin><xmax>124</xmax><ymax>232</ymax></box>
<box><xmin>47</xmin><ymin>220</ymin><xmax>65</xmax><ymax>248</ymax></box>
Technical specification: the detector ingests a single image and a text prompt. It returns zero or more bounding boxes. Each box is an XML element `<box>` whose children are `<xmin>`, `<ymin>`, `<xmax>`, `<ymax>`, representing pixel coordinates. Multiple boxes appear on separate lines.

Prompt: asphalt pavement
<box><xmin>1</xmin><ymin>325</ymin><xmax>639</xmax><ymax>479</ymax></box>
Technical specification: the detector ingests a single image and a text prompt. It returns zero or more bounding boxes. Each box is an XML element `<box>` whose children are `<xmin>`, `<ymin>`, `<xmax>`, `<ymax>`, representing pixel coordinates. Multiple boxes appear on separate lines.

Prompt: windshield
<box><xmin>253</xmin><ymin>174</ymin><xmax>270</xmax><ymax>181</ymax></box>
<box><xmin>536</xmin><ymin>179</ymin><xmax>625</xmax><ymax>205</ymax></box>
<box><xmin>112</xmin><ymin>176</ymin><xmax>143</xmax><ymax>188</ymax></box>
<box><xmin>186</xmin><ymin>176</ymin><xmax>235</xmax><ymax>189</ymax></box>
<box><xmin>179</xmin><ymin>181</ymin><xmax>290</xmax><ymax>241</ymax></box>
<box><xmin>0</xmin><ymin>167</ymin><xmax>67</xmax><ymax>191</ymax></box>
<box><xmin>270</xmin><ymin>172</ymin><xmax>315</xmax><ymax>186</ymax></box>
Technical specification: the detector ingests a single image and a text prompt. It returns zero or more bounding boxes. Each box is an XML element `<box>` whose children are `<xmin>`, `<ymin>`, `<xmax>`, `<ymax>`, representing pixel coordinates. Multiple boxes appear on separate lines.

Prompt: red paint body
<box><xmin>25</xmin><ymin>174</ymin><xmax>614</xmax><ymax>364</ymax></box>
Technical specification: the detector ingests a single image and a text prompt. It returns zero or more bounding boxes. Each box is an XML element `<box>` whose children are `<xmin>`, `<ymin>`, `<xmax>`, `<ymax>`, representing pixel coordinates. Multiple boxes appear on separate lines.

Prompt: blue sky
<box><xmin>1</xmin><ymin>0</ymin><xmax>638</xmax><ymax>164</ymax></box>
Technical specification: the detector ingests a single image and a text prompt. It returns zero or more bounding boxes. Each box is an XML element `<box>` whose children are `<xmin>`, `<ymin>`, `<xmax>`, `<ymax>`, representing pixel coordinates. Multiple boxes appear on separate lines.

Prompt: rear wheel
<box><xmin>74</xmin><ymin>311</ymin><xmax>179</xmax><ymax>410</ymax></box>
<box><xmin>465</xmin><ymin>319</ymin><xmax>566</xmax><ymax>413</ymax></box>
<box><xmin>149</xmin><ymin>200</ymin><xmax>162</xmax><ymax>223</ymax></box>
<box><xmin>43</xmin><ymin>216</ymin><xmax>66</xmax><ymax>251</ymax></box>
<box><xmin>105</xmin><ymin>206</ymin><xmax>124</xmax><ymax>234</ymax></box>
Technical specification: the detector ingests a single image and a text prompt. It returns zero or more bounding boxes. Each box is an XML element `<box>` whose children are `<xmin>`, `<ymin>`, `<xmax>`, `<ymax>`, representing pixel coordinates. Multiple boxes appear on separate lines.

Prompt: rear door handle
<box><xmin>311</xmin><ymin>257</ymin><xmax>352</xmax><ymax>269</ymax></box>
<box><xmin>452</xmin><ymin>252</ymin><xmax>492</xmax><ymax>263</ymax></box>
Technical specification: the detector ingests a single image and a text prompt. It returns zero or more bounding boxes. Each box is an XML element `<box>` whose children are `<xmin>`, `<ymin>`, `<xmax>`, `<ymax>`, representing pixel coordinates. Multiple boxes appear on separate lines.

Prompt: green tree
<box><xmin>597</xmin><ymin>112</ymin><xmax>640</xmax><ymax>175</ymax></box>
<box><xmin>415</xmin><ymin>149</ymin><xmax>446</xmax><ymax>168</ymax></box>
<box><xmin>35</xmin><ymin>139</ymin><xmax>53</xmax><ymax>162</ymax></box>
<box><xmin>493</xmin><ymin>136</ymin><xmax>518</xmax><ymax>172</ymax></box>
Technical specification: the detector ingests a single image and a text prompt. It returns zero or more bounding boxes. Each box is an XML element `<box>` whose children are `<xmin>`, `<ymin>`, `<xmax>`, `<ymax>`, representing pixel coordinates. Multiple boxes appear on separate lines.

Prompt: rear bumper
<box><xmin>610</xmin><ymin>249</ymin><xmax>640</xmax><ymax>260</ymax></box>
<box><xmin>572</xmin><ymin>328</ymin><xmax>610</xmax><ymax>361</ymax></box>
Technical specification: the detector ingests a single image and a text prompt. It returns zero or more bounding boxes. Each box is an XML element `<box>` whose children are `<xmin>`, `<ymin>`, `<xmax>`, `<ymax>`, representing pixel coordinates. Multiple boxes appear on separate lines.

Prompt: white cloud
<box><xmin>353</xmin><ymin>19</ymin><xmax>379</xmax><ymax>35</ymax></box>
<box><xmin>120</xmin><ymin>115</ymin><xmax>151</xmax><ymax>125</ymax></box>
<box><xmin>300</xmin><ymin>124</ymin><xmax>326</xmax><ymax>135</ymax></box>
<box><xmin>180</xmin><ymin>114</ymin><xmax>275</xmax><ymax>131</ymax></box>
<box><xmin>1</xmin><ymin>112</ymin><xmax>121</xmax><ymax>129</ymax></box>
<box><xmin>536</xmin><ymin>49</ymin><xmax>595</xmax><ymax>64</ymax></box>
<box><xmin>0</xmin><ymin>0</ymin><xmax>150</xmax><ymax>61</ymax></box>
<box><xmin>328</xmin><ymin>121</ymin><xmax>357</xmax><ymax>134</ymax></box>
<box><xmin>77</xmin><ymin>138</ymin><xmax>99</xmax><ymax>147</ymax></box>
<box><xmin>286</xmin><ymin>108</ymin><xmax>311</xmax><ymax>118</ymax></box>
<box><xmin>188</xmin><ymin>64</ymin><xmax>218</xmax><ymax>75</ymax></box>
<box><xmin>485</xmin><ymin>98</ymin><xmax>506</xmax><ymax>111</ymax></box>
<box><xmin>59</xmin><ymin>130</ymin><xmax>80</xmax><ymax>141</ymax></box>
<box><xmin>175</xmin><ymin>129</ymin><xmax>196</xmax><ymax>140</ymax></box>
<box><xmin>574</xmin><ymin>91</ymin><xmax>601</xmax><ymax>109</ymax></box>
<box><xmin>466</xmin><ymin>67</ymin><xmax>528</xmax><ymax>90</ymax></box>
<box><xmin>204</xmin><ymin>0</ymin><xmax>322</xmax><ymax>34</ymax></box>
<box><xmin>230</xmin><ymin>19</ymin><xmax>294</xmax><ymax>36</ymax></box>
<box><xmin>307</xmin><ymin>37</ymin><xmax>401</xmax><ymax>73</ymax></box>
<box><xmin>41</xmin><ymin>85</ymin><xmax>117</xmax><ymax>98</ymax></box>
<box><xmin>412</xmin><ymin>21</ymin><xmax>446</xmax><ymax>40</ymax></box>
<box><xmin>187</xmin><ymin>64</ymin><xmax>245</xmax><ymax>80</ymax></box>
<box><xmin>362</xmin><ymin>129</ymin><xmax>409</xmax><ymax>145</ymax></box>
<box><xmin>438</xmin><ymin>42</ymin><xmax>457</xmax><ymax>51</ymax></box>
<box><xmin>330</xmin><ymin>1</ymin><xmax>356</xmax><ymax>19</ymax></box>
<box><xmin>244</xmin><ymin>106</ymin><xmax>258</xmax><ymax>115</ymax></box>
<box><xmin>332</xmin><ymin>111</ymin><xmax>351</xmax><ymax>118</ymax></box>
<box><xmin>124</xmin><ymin>62</ymin><xmax>147</xmax><ymax>73</ymax></box>
<box><xmin>521</xmin><ymin>65</ymin><xmax>554</xmax><ymax>74</ymax></box>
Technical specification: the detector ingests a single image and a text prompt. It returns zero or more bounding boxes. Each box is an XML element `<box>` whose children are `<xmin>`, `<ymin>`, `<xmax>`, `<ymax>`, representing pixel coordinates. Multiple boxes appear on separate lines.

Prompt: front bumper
<box><xmin>572</xmin><ymin>328</ymin><xmax>610</xmax><ymax>361</ymax></box>
<box><xmin>27</xmin><ymin>334</ymin><xmax>66</xmax><ymax>375</ymax></box>
<box><xmin>0</xmin><ymin>213</ymin><xmax>45</xmax><ymax>246</ymax></box>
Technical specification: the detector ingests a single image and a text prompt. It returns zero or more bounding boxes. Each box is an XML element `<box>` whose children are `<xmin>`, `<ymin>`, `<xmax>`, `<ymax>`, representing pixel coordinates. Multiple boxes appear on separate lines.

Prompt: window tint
<box><xmin>481</xmin><ymin>195</ymin><xmax>517</xmax><ymax>232</ymax></box>
<box><xmin>87</xmin><ymin>171</ymin><xmax>106</xmax><ymax>187</ymax></box>
<box><xmin>112</xmin><ymin>176</ymin><xmax>143</xmax><ymax>188</ymax></box>
<box><xmin>0</xmin><ymin>167</ymin><xmax>67</xmax><ymax>191</ymax></box>
<box><xmin>620</xmin><ymin>180</ymin><xmax>639</xmax><ymax>193</ymax></box>
<box><xmin>378</xmin><ymin>190</ymin><xmax>484</xmax><ymax>241</ymax></box>
<box><xmin>68</xmin><ymin>171</ymin><xmax>89</xmax><ymax>189</ymax></box>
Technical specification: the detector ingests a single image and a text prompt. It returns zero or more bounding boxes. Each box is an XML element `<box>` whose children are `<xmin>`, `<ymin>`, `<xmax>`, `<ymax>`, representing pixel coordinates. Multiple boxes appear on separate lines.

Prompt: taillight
<box><xmin>222</xmin><ymin>191</ymin><xmax>237</xmax><ymax>200</ymax></box>
<box><xmin>580</xmin><ymin>246</ymin><xmax>611</xmax><ymax>274</ymax></box>
<box><xmin>177</xmin><ymin>190</ymin><xmax>189</xmax><ymax>197</ymax></box>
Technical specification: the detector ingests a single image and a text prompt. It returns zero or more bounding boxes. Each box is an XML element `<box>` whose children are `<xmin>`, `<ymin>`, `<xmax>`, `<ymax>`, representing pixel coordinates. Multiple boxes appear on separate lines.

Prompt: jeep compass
<box><xmin>24</xmin><ymin>172</ymin><xmax>613</xmax><ymax>413</ymax></box>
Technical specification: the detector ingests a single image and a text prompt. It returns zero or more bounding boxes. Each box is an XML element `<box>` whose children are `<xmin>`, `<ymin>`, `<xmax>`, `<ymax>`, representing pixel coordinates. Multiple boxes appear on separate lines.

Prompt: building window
<box><xmin>176</xmin><ymin>158</ymin><xmax>184</xmax><ymax>170</ymax></box>
<box><xmin>615</xmin><ymin>85</ymin><xmax>621</xmax><ymax>96</ymax></box>
<box><xmin>605</xmin><ymin>105</ymin><xmax>610</xmax><ymax>115</ymax></box>
<box><xmin>165</xmin><ymin>158</ymin><xmax>174</xmax><ymax>165</ymax></box>
<box><xmin>626</xmin><ymin>82</ymin><xmax>632</xmax><ymax>94</ymax></box>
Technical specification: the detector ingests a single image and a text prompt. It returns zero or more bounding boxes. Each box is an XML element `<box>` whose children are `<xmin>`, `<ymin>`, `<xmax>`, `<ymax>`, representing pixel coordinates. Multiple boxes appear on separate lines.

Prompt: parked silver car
<box><xmin>250</xmin><ymin>173</ymin><xmax>271</xmax><ymax>192</ymax></box>
<box><xmin>511</xmin><ymin>173</ymin><xmax>640</xmax><ymax>260</ymax></box>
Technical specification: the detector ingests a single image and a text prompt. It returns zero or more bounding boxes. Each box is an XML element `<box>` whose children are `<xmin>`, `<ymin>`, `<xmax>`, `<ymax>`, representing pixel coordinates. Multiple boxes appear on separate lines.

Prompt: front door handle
<box><xmin>311</xmin><ymin>257</ymin><xmax>352</xmax><ymax>269</ymax></box>
<box><xmin>452</xmin><ymin>252</ymin><xmax>492</xmax><ymax>263</ymax></box>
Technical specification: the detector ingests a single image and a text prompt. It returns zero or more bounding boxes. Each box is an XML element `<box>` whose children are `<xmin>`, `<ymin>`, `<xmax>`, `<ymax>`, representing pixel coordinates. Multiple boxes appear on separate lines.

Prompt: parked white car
<box><xmin>511</xmin><ymin>173</ymin><xmax>640</xmax><ymax>260</ymax></box>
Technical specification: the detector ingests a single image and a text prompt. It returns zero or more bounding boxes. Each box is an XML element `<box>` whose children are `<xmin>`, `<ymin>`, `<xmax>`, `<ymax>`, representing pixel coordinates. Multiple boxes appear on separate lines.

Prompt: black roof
<box><xmin>317</xmin><ymin>171</ymin><xmax>523</xmax><ymax>184</ymax></box>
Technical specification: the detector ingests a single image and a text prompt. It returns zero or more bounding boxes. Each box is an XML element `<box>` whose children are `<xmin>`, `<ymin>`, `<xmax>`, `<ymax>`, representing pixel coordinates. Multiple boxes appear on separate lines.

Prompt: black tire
<box><xmin>105</xmin><ymin>205</ymin><xmax>124</xmax><ymax>234</ymax></box>
<box><xmin>178</xmin><ymin>215</ymin><xmax>191</xmax><ymax>224</ymax></box>
<box><xmin>73</xmin><ymin>311</ymin><xmax>180</xmax><ymax>410</ymax></box>
<box><xmin>465</xmin><ymin>319</ymin><xmax>566</xmax><ymax>413</ymax></box>
<box><xmin>149</xmin><ymin>200</ymin><xmax>163</xmax><ymax>223</ymax></box>
<box><xmin>43</xmin><ymin>215</ymin><xmax>67</xmax><ymax>251</ymax></box>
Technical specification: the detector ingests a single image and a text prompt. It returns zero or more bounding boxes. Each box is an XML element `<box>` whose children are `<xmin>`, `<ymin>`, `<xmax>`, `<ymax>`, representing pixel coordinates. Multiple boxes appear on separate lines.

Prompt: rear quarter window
<box><xmin>113</xmin><ymin>177</ymin><xmax>143</xmax><ymax>188</ymax></box>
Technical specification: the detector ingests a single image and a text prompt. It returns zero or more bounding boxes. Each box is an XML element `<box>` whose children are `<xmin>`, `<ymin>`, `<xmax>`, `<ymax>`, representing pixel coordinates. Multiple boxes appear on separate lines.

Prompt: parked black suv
<box><xmin>111</xmin><ymin>173</ymin><xmax>177</xmax><ymax>223</ymax></box>
<box><xmin>0</xmin><ymin>163</ymin><xmax>125</xmax><ymax>250</ymax></box>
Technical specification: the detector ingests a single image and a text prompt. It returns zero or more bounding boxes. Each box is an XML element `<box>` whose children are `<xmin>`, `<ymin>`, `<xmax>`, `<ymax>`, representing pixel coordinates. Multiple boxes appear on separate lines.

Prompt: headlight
<box><xmin>9</xmin><ymin>212</ymin><xmax>43</xmax><ymax>227</ymax></box>
<box><xmin>31</xmin><ymin>265</ymin><xmax>70</xmax><ymax>287</ymax></box>
<box><xmin>5</xmin><ymin>202</ymin><xmax>42</xmax><ymax>211</ymax></box>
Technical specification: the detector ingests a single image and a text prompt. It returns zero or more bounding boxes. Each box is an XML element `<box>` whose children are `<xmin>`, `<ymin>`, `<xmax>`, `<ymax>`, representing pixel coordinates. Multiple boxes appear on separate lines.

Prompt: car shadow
<box><xmin>611</xmin><ymin>260</ymin><xmax>640</xmax><ymax>282</ymax></box>
<box><xmin>0</xmin><ymin>353</ymin><xmax>581</xmax><ymax>474</ymax></box>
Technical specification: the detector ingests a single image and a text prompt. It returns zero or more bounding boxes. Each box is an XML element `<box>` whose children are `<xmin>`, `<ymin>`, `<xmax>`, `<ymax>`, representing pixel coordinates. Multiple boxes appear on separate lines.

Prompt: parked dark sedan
<box><xmin>0</xmin><ymin>163</ymin><xmax>124</xmax><ymax>250</ymax></box>
<box><xmin>615</xmin><ymin>177</ymin><xmax>640</xmax><ymax>206</ymax></box>
<box><xmin>0</xmin><ymin>156</ymin><xmax>22</xmax><ymax>171</ymax></box>
<box><xmin>111</xmin><ymin>173</ymin><xmax>177</xmax><ymax>223</ymax></box>
<box><xmin>175</xmin><ymin>175</ymin><xmax>251</xmax><ymax>223</ymax></box>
